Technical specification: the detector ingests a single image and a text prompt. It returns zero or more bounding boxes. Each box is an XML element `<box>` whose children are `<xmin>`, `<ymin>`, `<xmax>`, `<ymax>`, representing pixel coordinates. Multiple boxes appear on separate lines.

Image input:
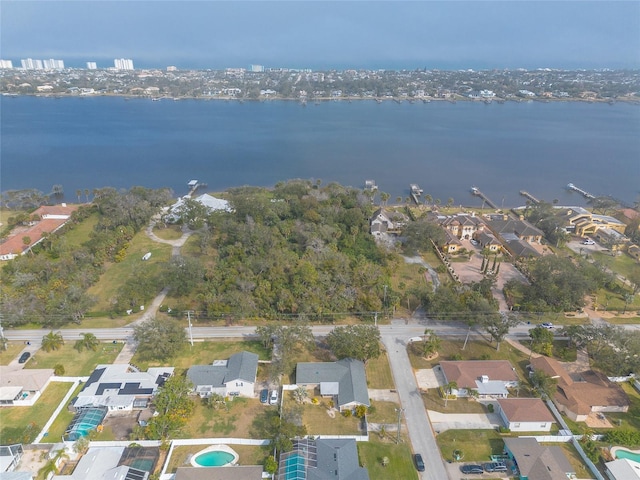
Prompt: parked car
<box><xmin>18</xmin><ymin>352</ymin><xmax>30</xmax><ymax>364</ymax></box>
<box><xmin>484</xmin><ymin>462</ymin><xmax>507</xmax><ymax>473</ymax></box>
<box><xmin>541</xmin><ymin>322</ymin><xmax>554</xmax><ymax>329</ymax></box>
<box><xmin>470</xmin><ymin>239</ymin><xmax>478</xmax><ymax>246</ymax></box>
<box><xmin>260</xmin><ymin>389</ymin><xmax>269</xmax><ymax>404</ymax></box>
<box><xmin>582</xmin><ymin>239</ymin><xmax>595</xmax><ymax>245</ymax></box>
<box><xmin>460</xmin><ymin>464</ymin><xmax>484</xmax><ymax>474</ymax></box>
<box><xmin>413</xmin><ymin>453</ymin><xmax>425</xmax><ymax>472</ymax></box>
<box><xmin>269</xmin><ymin>389</ymin><xmax>279</xmax><ymax>405</ymax></box>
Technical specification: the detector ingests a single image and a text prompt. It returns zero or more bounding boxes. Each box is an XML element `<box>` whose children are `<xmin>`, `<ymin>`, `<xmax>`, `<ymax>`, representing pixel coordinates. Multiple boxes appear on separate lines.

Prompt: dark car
<box><xmin>460</xmin><ymin>464</ymin><xmax>484</xmax><ymax>474</ymax></box>
<box><xmin>259</xmin><ymin>389</ymin><xmax>268</xmax><ymax>404</ymax></box>
<box><xmin>484</xmin><ymin>461</ymin><xmax>507</xmax><ymax>473</ymax></box>
<box><xmin>18</xmin><ymin>352</ymin><xmax>31</xmax><ymax>364</ymax></box>
<box><xmin>413</xmin><ymin>453</ymin><xmax>425</xmax><ymax>472</ymax></box>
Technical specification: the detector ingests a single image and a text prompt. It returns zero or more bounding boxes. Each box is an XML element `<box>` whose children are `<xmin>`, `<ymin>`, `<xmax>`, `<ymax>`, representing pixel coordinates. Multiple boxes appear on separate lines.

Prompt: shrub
<box><xmin>342</xmin><ymin>409</ymin><xmax>352</xmax><ymax>418</ymax></box>
<box><xmin>487</xmin><ymin>404</ymin><xmax>494</xmax><ymax>413</ymax></box>
<box><xmin>53</xmin><ymin>364</ymin><xmax>65</xmax><ymax>376</ymax></box>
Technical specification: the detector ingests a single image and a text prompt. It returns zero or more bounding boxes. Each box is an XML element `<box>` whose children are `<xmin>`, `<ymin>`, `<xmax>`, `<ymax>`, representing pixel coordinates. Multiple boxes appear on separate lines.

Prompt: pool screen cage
<box><xmin>277</xmin><ymin>438</ymin><xmax>318</xmax><ymax>480</ymax></box>
<box><xmin>64</xmin><ymin>406</ymin><xmax>108</xmax><ymax>441</ymax></box>
<box><xmin>118</xmin><ymin>446</ymin><xmax>160</xmax><ymax>473</ymax></box>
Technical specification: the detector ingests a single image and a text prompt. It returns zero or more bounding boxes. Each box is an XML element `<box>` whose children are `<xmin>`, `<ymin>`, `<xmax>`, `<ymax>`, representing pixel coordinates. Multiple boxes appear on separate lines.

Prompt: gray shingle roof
<box><xmin>187</xmin><ymin>351</ymin><xmax>258</xmax><ymax>388</ymax></box>
<box><xmin>307</xmin><ymin>439</ymin><xmax>370</xmax><ymax>480</ymax></box>
<box><xmin>296</xmin><ymin>358</ymin><xmax>369</xmax><ymax>408</ymax></box>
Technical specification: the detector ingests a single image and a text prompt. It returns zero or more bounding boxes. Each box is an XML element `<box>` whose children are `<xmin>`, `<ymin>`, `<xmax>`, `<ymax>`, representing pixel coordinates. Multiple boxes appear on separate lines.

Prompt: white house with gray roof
<box><xmin>295</xmin><ymin>358</ymin><xmax>369</xmax><ymax>412</ymax></box>
<box><xmin>186</xmin><ymin>351</ymin><xmax>259</xmax><ymax>398</ymax></box>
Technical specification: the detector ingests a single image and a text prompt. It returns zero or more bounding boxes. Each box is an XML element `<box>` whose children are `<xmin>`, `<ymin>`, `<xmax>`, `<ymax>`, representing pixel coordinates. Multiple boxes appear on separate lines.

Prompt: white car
<box><xmin>269</xmin><ymin>389</ymin><xmax>279</xmax><ymax>405</ymax></box>
<box><xmin>541</xmin><ymin>322</ymin><xmax>554</xmax><ymax>329</ymax></box>
<box><xmin>582</xmin><ymin>239</ymin><xmax>595</xmax><ymax>245</ymax></box>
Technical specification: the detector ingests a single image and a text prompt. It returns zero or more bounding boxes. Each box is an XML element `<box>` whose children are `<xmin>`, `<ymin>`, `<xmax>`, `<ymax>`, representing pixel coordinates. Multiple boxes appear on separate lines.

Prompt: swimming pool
<box><xmin>191</xmin><ymin>445</ymin><xmax>238</xmax><ymax>467</ymax></box>
<box><xmin>612</xmin><ymin>447</ymin><xmax>640</xmax><ymax>463</ymax></box>
<box><xmin>284</xmin><ymin>453</ymin><xmax>306</xmax><ymax>480</ymax></box>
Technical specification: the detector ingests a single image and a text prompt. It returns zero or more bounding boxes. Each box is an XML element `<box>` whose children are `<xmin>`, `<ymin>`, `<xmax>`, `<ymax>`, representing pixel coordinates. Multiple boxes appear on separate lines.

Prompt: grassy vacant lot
<box><xmin>520</xmin><ymin>339</ymin><xmax>577</xmax><ymax>362</ymax></box>
<box><xmin>436</xmin><ymin>429</ymin><xmax>504</xmax><ymax>463</ymax></box>
<box><xmin>181</xmin><ymin>396</ymin><xmax>268</xmax><ymax>439</ymax></box>
<box><xmin>165</xmin><ymin>444</ymin><xmax>269</xmax><ymax>473</ymax></box>
<box><xmin>0</xmin><ymin>382</ymin><xmax>73</xmax><ymax>444</ymax></box>
<box><xmin>292</xmin><ymin>393</ymin><xmax>363</xmax><ymax>436</ymax></box>
<box><xmin>422</xmin><ymin>389</ymin><xmax>488</xmax><ymax>414</ymax></box>
<box><xmin>367</xmin><ymin>401</ymin><xmax>401</xmax><ymax>424</ymax></box>
<box><xmin>61</xmin><ymin>212</ymin><xmax>98</xmax><ymax>248</ymax></box>
<box><xmin>152</xmin><ymin>224</ymin><xmax>183</xmax><ymax>240</ymax></box>
<box><xmin>591</xmin><ymin>251</ymin><xmax>640</xmax><ymax>285</ymax></box>
<box><xmin>25</xmin><ymin>342</ymin><xmax>123</xmax><ymax>376</ymax></box>
<box><xmin>366</xmin><ymin>351</ymin><xmax>395</xmax><ymax>389</ymax></box>
<box><xmin>86</xmin><ymin>230</ymin><xmax>172</xmax><ymax>312</ymax></box>
<box><xmin>131</xmin><ymin>339</ymin><xmax>270</xmax><ymax>371</ymax></box>
<box><xmin>358</xmin><ymin>436</ymin><xmax>418</xmax><ymax>480</ymax></box>
<box><xmin>0</xmin><ymin>342</ymin><xmax>26</xmax><ymax>365</ymax></box>
<box><xmin>408</xmin><ymin>338</ymin><xmax>530</xmax><ymax>382</ymax></box>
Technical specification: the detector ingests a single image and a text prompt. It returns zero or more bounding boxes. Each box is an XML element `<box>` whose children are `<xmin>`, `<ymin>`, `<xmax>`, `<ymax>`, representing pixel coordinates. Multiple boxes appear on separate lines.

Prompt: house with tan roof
<box><xmin>484</xmin><ymin>215</ymin><xmax>543</xmax><ymax>258</ymax></box>
<box><xmin>529</xmin><ymin>356</ymin><xmax>629</xmax><ymax>422</ymax></box>
<box><xmin>440</xmin><ymin>360</ymin><xmax>519</xmax><ymax>398</ymax></box>
<box><xmin>496</xmin><ymin>398</ymin><xmax>555</xmax><ymax>432</ymax></box>
<box><xmin>0</xmin><ymin>367</ymin><xmax>54</xmax><ymax>407</ymax></box>
<box><xmin>503</xmin><ymin>437</ymin><xmax>575</xmax><ymax>480</ymax></box>
<box><xmin>440</xmin><ymin>213</ymin><xmax>485</xmax><ymax>240</ymax></box>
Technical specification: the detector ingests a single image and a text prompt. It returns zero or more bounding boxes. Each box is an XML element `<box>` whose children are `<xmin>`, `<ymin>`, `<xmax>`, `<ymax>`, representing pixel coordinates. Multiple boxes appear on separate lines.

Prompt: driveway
<box><xmin>415</xmin><ymin>367</ymin><xmax>445</xmax><ymax>390</ymax></box>
<box><xmin>427</xmin><ymin>411</ymin><xmax>502</xmax><ymax>432</ymax></box>
<box><xmin>382</xmin><ymin>333</ymin><xmax>449</xmax><ymax>480</ymax></box>
<box><xmin>368</xmin><ymin>389</ymin><xmax>400</xmax><ymax>403</ymax></box>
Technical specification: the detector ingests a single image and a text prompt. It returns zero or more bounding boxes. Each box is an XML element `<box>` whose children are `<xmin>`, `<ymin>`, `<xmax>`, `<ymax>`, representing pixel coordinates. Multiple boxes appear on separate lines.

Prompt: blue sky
<box><xmin>2</xmin><ymin>1</ymin><xmax>639</xmax><ymax>70</ymax></box>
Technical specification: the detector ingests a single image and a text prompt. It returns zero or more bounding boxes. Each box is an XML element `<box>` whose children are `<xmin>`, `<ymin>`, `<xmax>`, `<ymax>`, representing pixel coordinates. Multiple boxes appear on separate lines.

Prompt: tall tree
<box><xmin>482</xmin><ymin>313</ymin><xmax>520</xmax><ymax>351</ymax></box>
<box><xmin>326</xmin><ymin>324</ymin><xmax>381</xmax><ymax>364</ymax></box>
<box><xmin>133</xmin><ymin>317</ymin><xmax>186</xmax><ymax>361</ymax></box>
<box><xmin>74</xmin><ymin>332</ymin><xmax>100</xmax><ymax>352</ymax></box>
<box><xmin>145</xmin><ymin>374</ymin><xmax>194</xmax><ymax>440</ymax></box>
<box><xmin>530</xmin><ymin>370</ymin><xmax>557</xmax><ymax>400</ymax></box>
<box><xmin>41</xmin><ymin>331</ymin><xmax>64</xmax><ymax>352</ymax></box>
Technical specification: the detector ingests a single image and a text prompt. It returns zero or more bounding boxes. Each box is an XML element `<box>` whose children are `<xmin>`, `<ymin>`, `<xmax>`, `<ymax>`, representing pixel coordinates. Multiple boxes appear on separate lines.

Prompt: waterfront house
<box><xmin>529</xmin><ymin>356</ymin><xmax>629</xmax><ymax>422</ymax></box>
<box><xmin>496</xmin><ymin>398</ymin><xmax>555</xmax><ymax>432</ymax></box>
<box><xmin>475</xmin><ymin>231</ymin><xmax>502</xmax><ymax>253</ymax></box>
<box><xmin>73</xmin><ymin>364</ymin><xmax>173</xmax><ymax>411</ymax></box>
<box><xmin>369</xmin><ymin>208</ymin><xmax>408</xmax><ymax>235</ymax></box>
<box><xmin>442</xmin><ymin>230</ymin><xmax>463</xmax><ymax>253</ymax></box>
<box><xmin>295</xmin><ymin>358</ymin><xmax>369</xmax><ymax>412</ymax></box>
<box><xmin>186</xmin><ymin>351</ymin><xmax>259</xmax><ymax>399</ymax></box>
<box><xmin>503</xmin><ymin>437</ymin><xmax>575</xmax><ymax>480</ymax></box>
<box><xmin>439</xmin><ymin>213</ymin><xmax>485</xmax><ymax>240</ymax></box>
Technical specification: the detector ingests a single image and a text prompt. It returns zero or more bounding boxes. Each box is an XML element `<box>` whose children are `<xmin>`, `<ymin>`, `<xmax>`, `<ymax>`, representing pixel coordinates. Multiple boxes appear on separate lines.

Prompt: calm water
<box><xmin>2</xmin><ymin>96</ymin><xmax>639</xmax><ymax>207</ymax></box>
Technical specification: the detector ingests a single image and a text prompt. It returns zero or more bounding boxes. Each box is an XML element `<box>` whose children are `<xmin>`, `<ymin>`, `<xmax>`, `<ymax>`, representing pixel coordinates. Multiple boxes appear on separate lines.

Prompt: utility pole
<box><xmin>395</xmin><ymin>408</ymin><xmax>405</xmax><ymax>444</ymax></box>
<box><xmin>374</xmin><ymin>312</ymin><xmax>377</xmax><ymax>327</ymax></box>
<box><xmin>187</xmin><ymin>311</ymin><xmax>194</xmax><ymax>347</ymax></box>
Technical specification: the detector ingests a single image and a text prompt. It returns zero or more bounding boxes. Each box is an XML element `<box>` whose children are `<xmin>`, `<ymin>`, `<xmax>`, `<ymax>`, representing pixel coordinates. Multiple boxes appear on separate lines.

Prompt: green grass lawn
<box><xmin>421</xmin><ymin>389</ymin><xmax>488</xmax><ymax>414</ymax></box>
<box><xmin>130</xmin><ymin>339</ymin><xmax>270</xmax><ymax>370</ymax></box>
<box><xmin>0</xmin><ymin>342</ymin><xmax>27</xmax><ymax>365</ymax></box>
<box><xmin>366</xmin><ymin>351</ymin><xmax>395</xmax><ymax>389</ymax></box>
<box><xmin>40</xmin><ymin>382</ymin><xmax>84</xmax><ymax>442</ymax></box>
<box><xmin>152</xmin><ymin>225</ymin><xmax>183</xmax><ymax>240</ymax></box>
<box><xmin>367</xmin><ymin>401</ymin><xmax>401</xmax><ymax>424</ymax></box>
<box><xmin>25</xmin><ymin>342</ymin><xmax>123</xmax><ymax>376</ymax></box>
<box><xmin>181</xmin><ymin>396</ymin><xmax>267</xmax><ymax>439</ymax></box>
<box><xmin>166</xmin><ymin>444</ymin><xmax>270</xmax><ymax>473</ymax></box>
<box><xmin>358</xmin><ymin>436</ymin><xmax>418</xmax><ymax>480</ymax></box>
<box><xmin>436</xmin><ymin>429</ymin><xmax>504</xmax><ymax>462</ymax></box>
<box><xmin>544</xmin><ymin>442</ymin><xmax>595</xmax><ymax>480</ymax></box>
<box><xmin>296</xmin><ymin>395</ymin><xmax>363</xmax><ymax>436</ymax></box>
<box><xmin>86</xmin><ymin>230</ymin><xmax>172</xmax><ymax>311</ymax></box>
<box><xmin>591</xmin><ymin>250</ymin><xmax>640</xmax><ymax>283</ymax></box>
<box><xmin>61</xmin><ymin>212</ymin><xmax>98</xmax><ymax>248</ymax></box>
<box><xmin>601</xmin><ymin>382</ymin><xmax>640</xmax><ymax>432</ymax></box>
<box><xmin>0</xmin><ymin>382</ymin><xmax>73</xmax><ymax>444</ymax></box>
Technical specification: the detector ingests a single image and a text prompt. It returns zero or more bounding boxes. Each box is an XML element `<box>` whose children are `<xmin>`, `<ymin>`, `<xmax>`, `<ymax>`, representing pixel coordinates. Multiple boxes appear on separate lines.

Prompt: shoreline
<box><xmin>4</xmin><ymin>92</ymin><xmax>640</xmax><ymax>105</ymax></box>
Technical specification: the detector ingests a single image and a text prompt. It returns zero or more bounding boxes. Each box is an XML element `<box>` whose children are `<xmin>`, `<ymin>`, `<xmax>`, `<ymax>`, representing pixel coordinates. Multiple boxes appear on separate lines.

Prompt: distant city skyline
<box><xmin>2</xmin><ymin>1</ymin><xmax>639</xmax><ymax>71</ymax></box>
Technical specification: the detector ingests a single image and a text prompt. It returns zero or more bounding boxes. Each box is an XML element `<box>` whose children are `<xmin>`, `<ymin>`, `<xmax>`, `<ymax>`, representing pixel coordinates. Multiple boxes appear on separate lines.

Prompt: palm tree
<box><xmin>41</xmin><ymin>331</ymin><xmax>64</xmax><ymax>352</ymax></box>
<box><xmin>39</xmin><ymin>447</ymin><xmax>69</xmax><ymax>477</ymax></box>
<box><xmin>380</xmin><ymin>192</ymin><xmax>390</xmax><ymax>206</ymax></box>
<box><xmin>74</xmin><ymin>333</ymin><xmax>100</xmax><ymax>352</ymax></box>
<box><xmin>76</xmin><ymin>189</ymin><xmax>82</xmax><ymax>202</ymax></box>
<box><xmin>444</xmin><ymin>381</ymin><xmax>458</xmax><ymax>407</ymax></box>
<box><xmin>84</xmin><ymin>189</ymin><xmax>90</xmax><ymax>202</ymax></box>
<box><xmin>424</xmin><ymin>194</ymin><xmax>433</xmax><ymax>206</ymax></box>
<box><xmin>422</xmin><ymin>329</ymin><xmax>441</xmax><ymax>357</ymax></box>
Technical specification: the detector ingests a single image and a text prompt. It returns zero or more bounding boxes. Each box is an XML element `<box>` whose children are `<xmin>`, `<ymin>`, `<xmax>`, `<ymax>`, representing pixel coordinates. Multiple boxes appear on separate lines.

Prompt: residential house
<box><xmin>439</xmin><ymin>360</ymin><xmax>519</xmax><ymax>398</ymax></box>
<box><xmin>593</xmin><ymin>228</ymin><xmax>630</xmax><ymax>251</ymax></box>
<box><xmin>277</xmin><ymin>438</ymin><xmax>369</xmax><ymax>480</ymax></box>
<box><xmin>164</xmin><ymin>193</ymin><xmax>231</xmax><ymax>223</ymax></box>
<box><xmin>440</xmin><ymin>213</ymin><xmax>485</xmax><ymax>240</ymax></box>
<box><xmin>475</xmin><ymin>231</ymin><xmax>502</xmax><ymax>253</ymax></box>
<box><xmin>628</xmin><ymin>244</ymin><xmax>640</xmax><ymax>261</ymax></box>
<box><xmin>485</xmin><ymin>215</ymin><xmax>543</xmax><ymax>258</ymax></box>
<box><xmin>0</xmin><ymin>204</ymin><xmax>78</xmax><ymax>261</ymax></box>
<box><xmin>0</xmin><ymin>368</ymin><xmax>54</xmax><ymax>406</ymax></box>
<box><xmin>0</xmin><ymin>444</ymin><xmax>24</xmax><ymax>473</ymax></box>
<box><xmin>175</xmin><ymin>466</ymin><xmax>263</xmax><ymax>480</ymax></box>
<box><xmin>530</xmin><ymin>356</ymin><xmax>629</xmax><ymax>422</ymax></box>
<box><xmin>186</xmin><ymin>351</ymin><xmax>259</xmax><ymax>398</ymax></box>
<box><xmin>496</xmin><ymin>398</ymin><xmax>555</xmax><ymax>432</ymax></box>
<box><xmin>442</xmin><ymin>230</ymin><xmax>462</xmax><ymax>254</ymax></box>
<box><xmin>369</xmin><ymin>208</ymin><xmax>408</xmax><ymax>235</ymax></box>
<box><xmin>605</xmin><ymin>458</ymin><xmax>640</xmax><ymax>480</ymax></box>
<box><xmin>295</xmin><ymin>358</ymin><xmax>369</xmax><ymax>412</ymax></box>
<box><xmin>503</xmin><ymin>437</ymin><xmax>575</xmax><ymax>480</ymax></box>
<box><xmin>73</xmin><ymin>364</ymin><xmax>174</xmax><ymax>411</ymax></box>
<box><xmin>561</xmin><ymin>207</ymin><xmax>627</xmax><ymax>237</ymax></box>
<box><xmin>51</xmin><ymin>446</ymin><xmax>156</xmax><ymax>480</ymax></box>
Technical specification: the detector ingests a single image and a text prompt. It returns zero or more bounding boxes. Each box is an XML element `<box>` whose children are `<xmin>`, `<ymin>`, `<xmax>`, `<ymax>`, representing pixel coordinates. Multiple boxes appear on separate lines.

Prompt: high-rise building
<box><xmin>114</xmin><ymin>58</ymin><xmax>134</xmax><ymax>70</ymax></box>
<box><xmin>43</xmin><ymin>59</ymin><xmax>64</xmax><ymax>69</ymax></box>
<box><xmin>0</xmin><ymin>60</ymin><xmax>13</xmax><ymax>69</ymax></box>
<box><xmin>21</xmin><ymin>58</ymin><xmax>44</xmax><ymax>70</ymax></box>
<box><xmin>166</xmin><ymin>65</ymin><xmax>177</xmax><ymax>72</ymax></box>
<box><xmin>250</xmin><ymin>64</ymin><xmax>265</xmax><ymax>73</ymax></box>
<box><xmin>86</xmin><ymin>62</ymin><xmax>97</xmax><ymax>70</ymax></box>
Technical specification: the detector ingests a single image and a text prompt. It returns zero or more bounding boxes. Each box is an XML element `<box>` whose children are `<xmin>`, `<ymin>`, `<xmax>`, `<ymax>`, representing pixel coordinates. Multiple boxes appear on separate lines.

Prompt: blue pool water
<box><xmin>193</xmin><ymin>450</ymin><xmax>235</xmax><ymax>467</ymax></box>
<box><xmin>615</xmin><ymin>448</ymin><xmax>640</xmax><ymax>463</ymax></box>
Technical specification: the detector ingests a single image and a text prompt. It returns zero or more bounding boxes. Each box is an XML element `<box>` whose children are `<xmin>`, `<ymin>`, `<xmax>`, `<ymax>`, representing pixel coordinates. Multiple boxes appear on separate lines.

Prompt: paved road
<box><xmin>382</xmin><ymin>331</ymin><xmax>448</xmax><ymax>480</ymax></box>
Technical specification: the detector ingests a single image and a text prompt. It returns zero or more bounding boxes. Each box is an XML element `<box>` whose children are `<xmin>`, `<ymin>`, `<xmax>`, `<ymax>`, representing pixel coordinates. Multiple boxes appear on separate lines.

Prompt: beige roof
<box><xmin>175</xmin><ymin>466</ymin><xmax>263</xmax><ymax>480</ymax></box>
<box><xmin>440</xmin><ymin>360</ymin><xmax>518</xmax><ymax>389</ymax></box>
<box><xmin>0</xmin><ymin>367</ymin><xmax>54</xmax><ymax>392</ymax></box>
<box><xmin>497</xmin><ymin>398</ymin><xmax>554</xmax><ymax>423</ymax></box>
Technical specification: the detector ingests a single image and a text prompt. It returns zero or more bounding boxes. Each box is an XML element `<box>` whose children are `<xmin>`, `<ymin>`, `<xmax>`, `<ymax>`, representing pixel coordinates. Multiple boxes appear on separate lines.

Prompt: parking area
<box><xmin>444</xmin><ymin>461</ymin><xmax>512</xmax><ymax>480</ymax></box>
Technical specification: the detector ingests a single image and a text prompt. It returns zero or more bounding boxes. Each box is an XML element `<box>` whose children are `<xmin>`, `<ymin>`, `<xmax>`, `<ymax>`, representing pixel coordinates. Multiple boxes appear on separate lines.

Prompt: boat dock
<box><xmin>566</xmin><ymin>183</ymin><xmax>595</xmax><ymax>200</ymax></box>
<box><xmin>519</xmin><ymin>190</ymin><xmax>540</xmax><ymax>204</ymax></box>
<box><xmin>471</xmin><ymin>186</ymin><xmax>498</xmax><ymax>209</ymax></box>
<box><xmin>364</xmin><ymin>180</ymin><xmax>378</xmax><ymax>192</ymax></box>
<box><xmin>187</xmin><ymin>179</ymin><xmax>207</xmax><ymax>197</ymax></box>
<box><xmin>409</xmin><ymin>184</ymin><xmax>423</xmax><ymax>204</ymax></box>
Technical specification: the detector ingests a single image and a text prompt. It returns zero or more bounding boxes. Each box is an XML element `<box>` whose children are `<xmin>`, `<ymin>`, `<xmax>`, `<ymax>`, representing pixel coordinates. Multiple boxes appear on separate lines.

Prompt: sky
<box><xmin>1</xmin><ymin>1</ymin><xmax>639</xmax><ymax>70</ymax></box>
